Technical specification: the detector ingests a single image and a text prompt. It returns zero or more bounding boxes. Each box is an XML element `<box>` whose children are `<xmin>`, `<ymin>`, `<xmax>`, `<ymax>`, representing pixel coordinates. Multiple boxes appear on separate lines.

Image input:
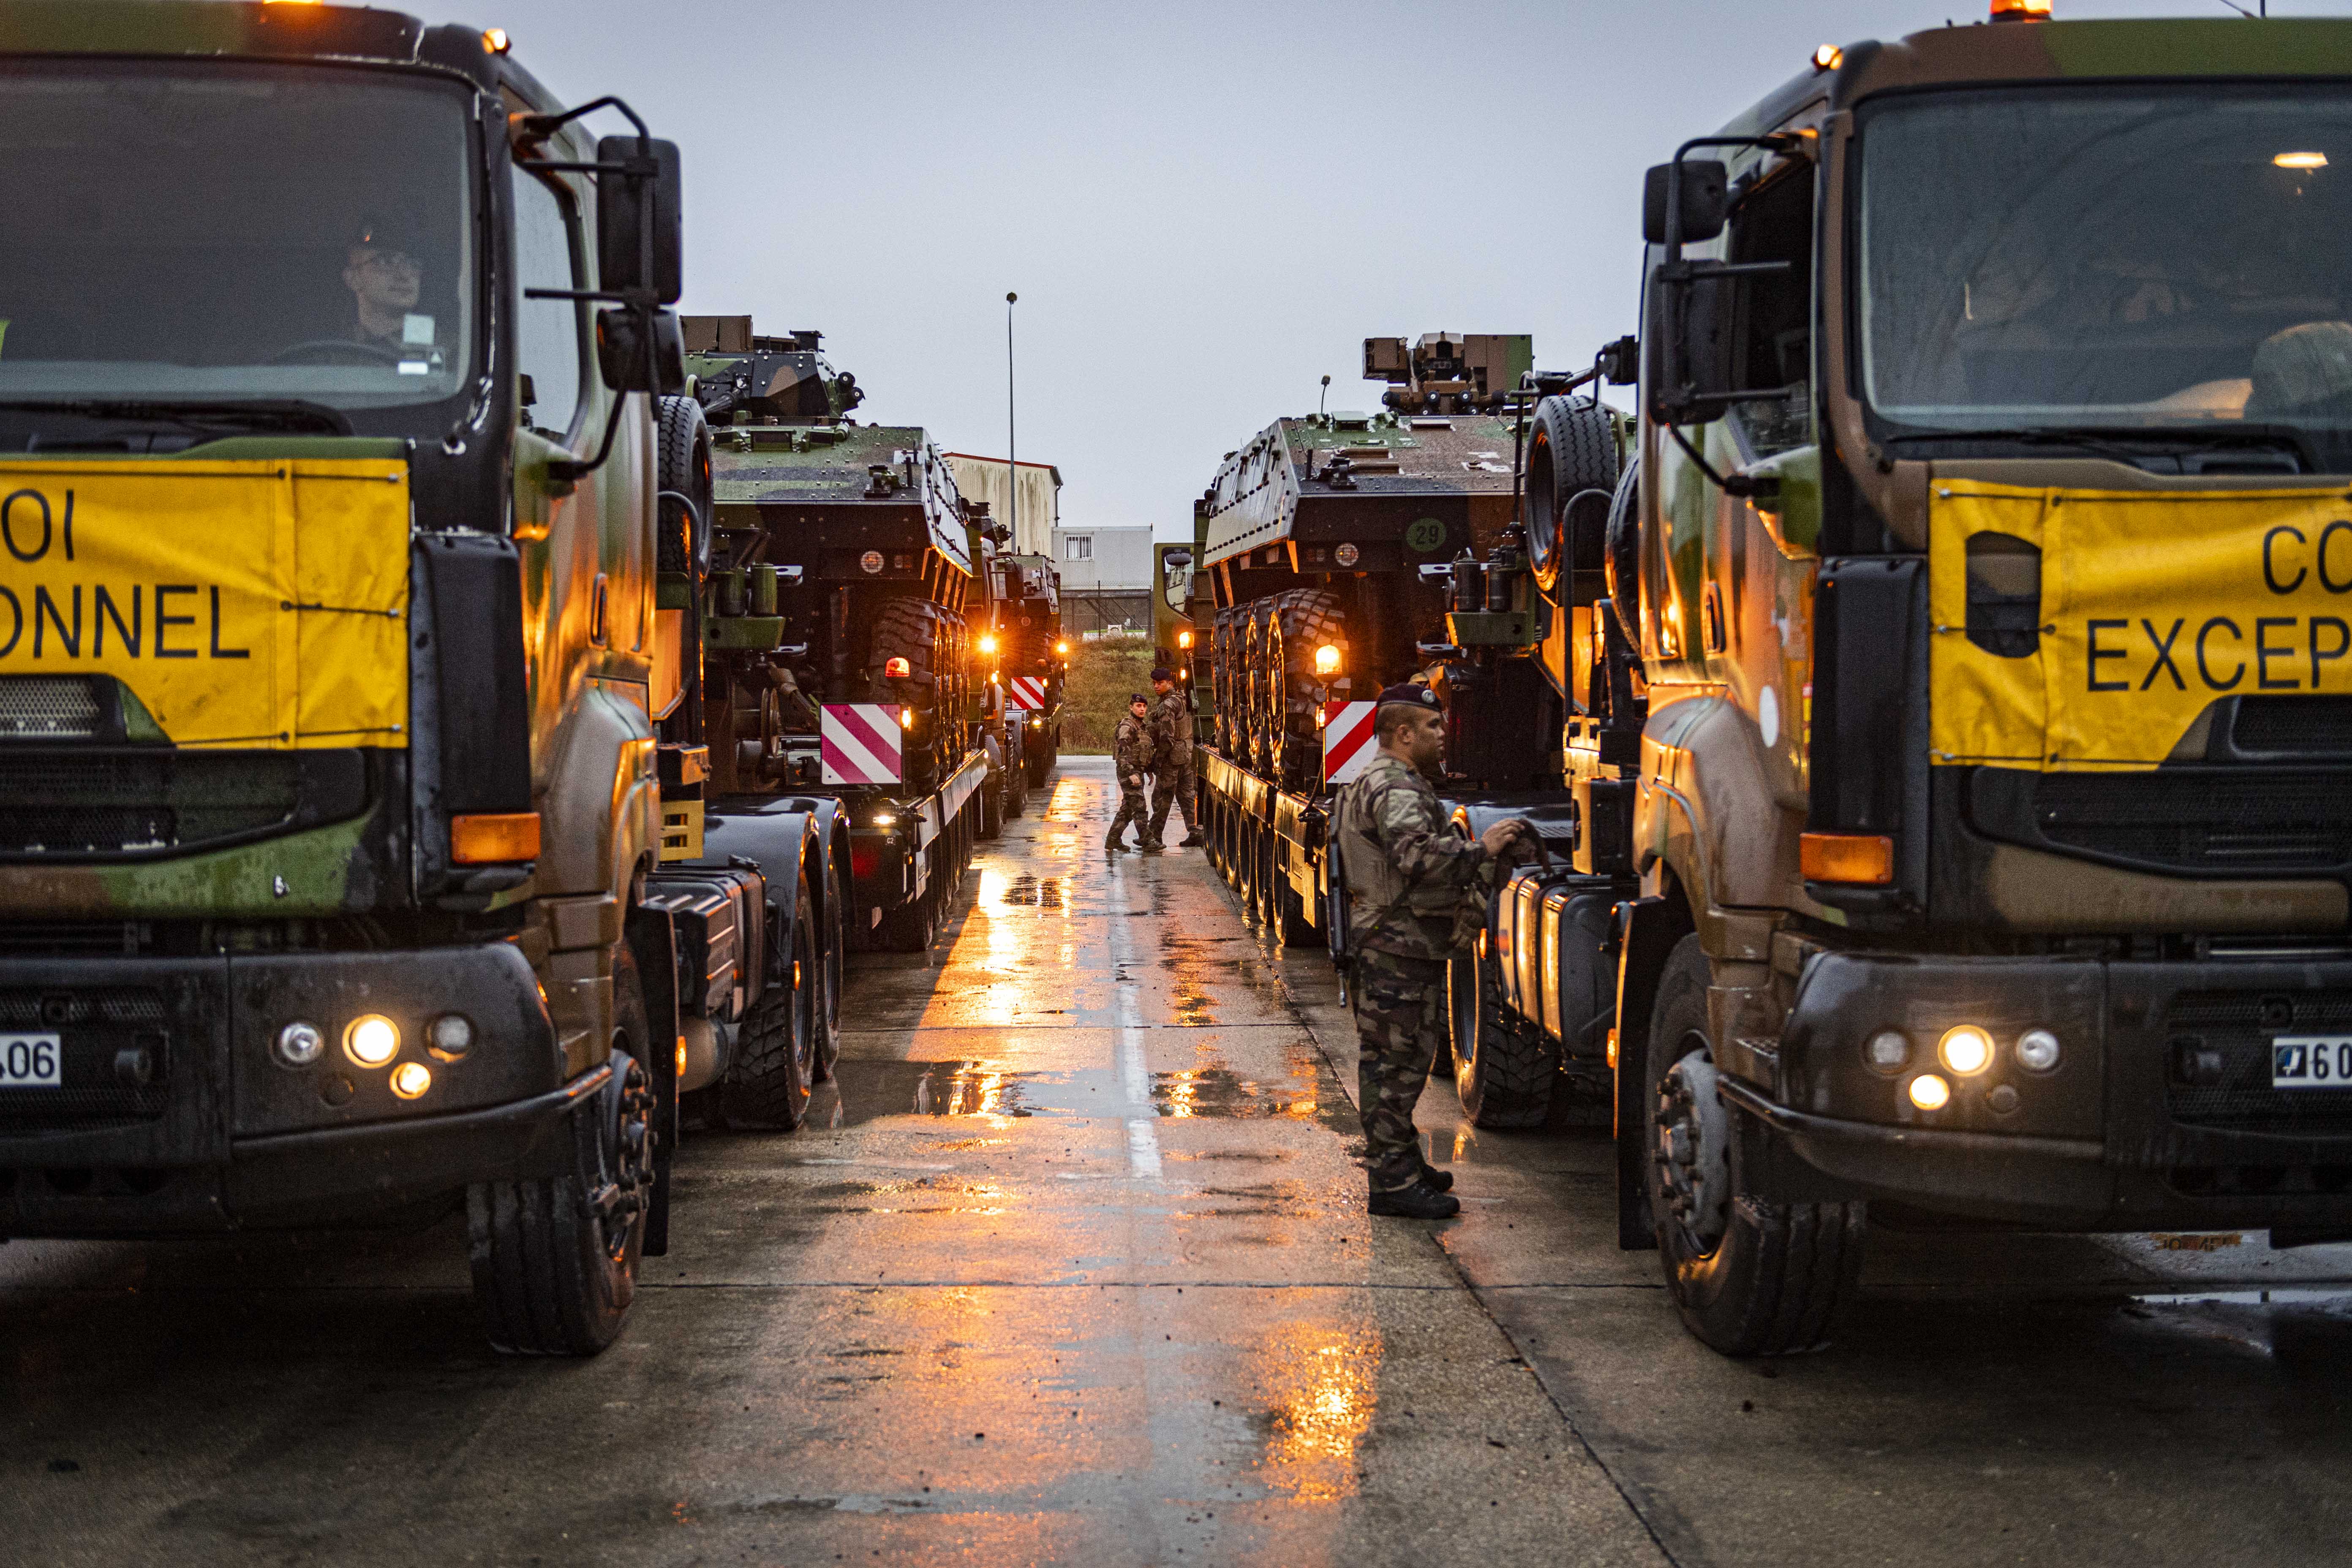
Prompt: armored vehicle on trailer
<box><xmin>1190</xmin><ymin>334</ymin><xmax>1624</xmax><ymax>1108</ymax></box>
<box><xmin>1550</xmin><ymin>8</ymin><xmax>2352</xmax><ymax>1356</ymax></box>
<box><xmin>0</xmin><ymin>1</ymin><xmax>837</xmax><ymax>1356</ymax></box>
<box><xmin>682</xmin><ymin>318</ymin><xmax>992</xmax><ymax>956</ymax></box>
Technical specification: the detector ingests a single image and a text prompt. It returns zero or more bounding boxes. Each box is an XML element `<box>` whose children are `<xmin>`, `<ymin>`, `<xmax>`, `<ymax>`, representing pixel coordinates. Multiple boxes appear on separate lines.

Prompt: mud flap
<box><xmin>1612</xmin><ymin>896</ymin><xmax>1687</xmax><ymax>1251</ymax></box>
<box><xmin>627</xmin><ymin>904</ymin><xmax>680</xmax><ymax>1258</ymax></box>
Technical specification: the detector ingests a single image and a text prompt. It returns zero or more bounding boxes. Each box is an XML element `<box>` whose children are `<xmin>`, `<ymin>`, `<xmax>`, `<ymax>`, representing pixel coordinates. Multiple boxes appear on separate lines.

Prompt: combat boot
<box><xmin>1104</xmin><ymin>830</ymin><xmax>1126</xmax><ymax>854</ymax></box>
<box><xmin>1140</xmin><ymin>835</ymin><xmax>1164</xmax><ymax>853</ymax></box>
<box><xmin>1178</xmin><ymin>833</ymin><xmax>1202</xmax><ymax>847</ymax></box>
<box><xmin>1369</xmin><ymin>1176</ymin><xmax>1460</xmax><ymax>1219</ymax></box>
<box><xmin>1417</xmin><ymin>1160</ymin><xmax>1454</xmax><ymax>1193</ymax></box>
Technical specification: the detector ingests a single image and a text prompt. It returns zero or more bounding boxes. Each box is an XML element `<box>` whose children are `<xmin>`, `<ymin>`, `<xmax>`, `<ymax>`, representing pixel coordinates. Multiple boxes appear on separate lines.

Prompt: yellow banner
<box><xmin>0</xmin><ymin>459</ymin><xmax>408</xmax><ymax>748</ymax></box>
<box><xmin>1930</xmin><ymin>481</ymin><xmax>2352</xmax><ymax>771</ymax></box>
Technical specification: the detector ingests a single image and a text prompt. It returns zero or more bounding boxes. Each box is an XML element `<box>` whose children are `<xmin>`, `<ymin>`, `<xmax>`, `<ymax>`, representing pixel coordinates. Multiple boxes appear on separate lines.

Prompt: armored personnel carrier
<box><xmin>682</xmin><ymin>319</ymin><xmax>991</xmax><ymax>956</ymax></box>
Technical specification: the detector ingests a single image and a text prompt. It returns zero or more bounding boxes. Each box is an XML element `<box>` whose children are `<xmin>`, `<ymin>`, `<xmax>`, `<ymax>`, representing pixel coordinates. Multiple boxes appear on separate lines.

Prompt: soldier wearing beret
<box><xmin>1146</xmin><ymin>666</ymin><xmax>1198</xmax><ymax>851</ymax></box>
<box><xmin>1334</xmin><ymin>682</ymin><xmax>1533</xmax><ymax>1218</ymax></box>
<box><xmin>1105</xmin><ymin>693</ymin><xmax>1156</xmax><ymax>854</ymax></box>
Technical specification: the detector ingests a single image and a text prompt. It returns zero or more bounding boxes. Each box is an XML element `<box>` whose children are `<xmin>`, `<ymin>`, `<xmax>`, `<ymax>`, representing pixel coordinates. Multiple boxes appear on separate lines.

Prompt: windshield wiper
<box><xmin>0</xmin><ymin>398</ymin><xmax>353</xmax><ymax>438</ymax></box>
<box><xmin>1886</xmin><ymin>423</ymin><xmax>2316</xmax><ymax>472</ymax></box>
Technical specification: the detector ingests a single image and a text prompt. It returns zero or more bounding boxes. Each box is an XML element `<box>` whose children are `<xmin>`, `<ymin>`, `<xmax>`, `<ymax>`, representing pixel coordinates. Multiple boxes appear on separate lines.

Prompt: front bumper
<box><xmin>1750</xmin><ymin>950</ymin><xmax>2352</xmax><ymax>1231</ymax></box>
<box><xmin>0</xmin><ymin>941</ymin><xmax>571</xmax><ymax>1235</ymax></box>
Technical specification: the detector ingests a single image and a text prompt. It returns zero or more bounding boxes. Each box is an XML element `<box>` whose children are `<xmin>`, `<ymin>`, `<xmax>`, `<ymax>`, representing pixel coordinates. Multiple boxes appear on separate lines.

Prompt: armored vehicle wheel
<box><xmin>468</xmin><ymin>949</ymin><xmax>654</xmax><ymax>1356</ymax></box>
<box><xmin>1646</xmin><ymin>934</ymin><xmax>1865</xmax><ymax>1356</ymax></box>
<box><xmin>813</xmin><ymin>864</ymin><xmax>846</xmax><ymax>1083</ymax></box>
<box><xmin>716</xmin><ymin>875</ymin><xmax>819</xmax><ymax>1131</ymax></box>
<box><xmin>1448</xmin><ymin>945</ymin><xmax>1552</xmax><ymax>1128</ymax></box>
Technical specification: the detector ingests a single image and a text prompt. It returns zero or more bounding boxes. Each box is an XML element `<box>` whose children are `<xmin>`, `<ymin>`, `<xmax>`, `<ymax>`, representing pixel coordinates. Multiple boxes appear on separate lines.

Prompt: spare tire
<box><xmin>1525</xmin><ymin>397</ymin><xmax>1620</xmax><ymax>602</ymax></box>
<box><xmin>656</xmin><ymin>395</ymin><xmax>713</xmax><ymax>577</ymax></box>
<box><xmin>1602</xmin><ymin>465</ymin><xmax>1642</xmax><ymax>634</ymax></box>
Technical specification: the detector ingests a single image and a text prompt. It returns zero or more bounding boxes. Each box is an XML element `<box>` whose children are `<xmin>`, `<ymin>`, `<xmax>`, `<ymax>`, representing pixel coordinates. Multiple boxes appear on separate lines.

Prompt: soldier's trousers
<box><xmin>1149</xmin><ymin>763</ymin><xmax>1196</xmax><ymax>840</ymax></box>
<box><xmin>1352</xmin><ymin>949</ymin><xmax>1447</xmax><ymax>1190</ymax></box>
<box><xmin>1107</xmin><ymin>782</ymin><xmax>1150</xmax><ymax>847</ymax></box>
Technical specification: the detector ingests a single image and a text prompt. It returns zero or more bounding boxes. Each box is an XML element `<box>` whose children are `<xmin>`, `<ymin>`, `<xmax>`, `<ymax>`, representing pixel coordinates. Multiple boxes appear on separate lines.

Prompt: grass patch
<box><xmin>1061</xmin><ymin>632</ymin><xmax>1157</xmax><ymax>754</ymax></box>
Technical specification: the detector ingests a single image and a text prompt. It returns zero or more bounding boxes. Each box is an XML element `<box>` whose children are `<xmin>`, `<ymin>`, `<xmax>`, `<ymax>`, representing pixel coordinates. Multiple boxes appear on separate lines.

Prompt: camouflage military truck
<box><xmin>1571</xmin><ymin>6</ymin><xmax>2352</xmax><ymax>1356</ymax></box>
<box><xmin>988</xmin><ymin>545</ymin><xmax>1067</xmax><ymax>792</ymax></box>
<box><xmin>682</xmin><ymin>318</ymin><xmax>988</xmax><ymax>957</ymax></box>
<box><xmin>1190</xmin><ymin>335</ymin><xmax>1625</xmax><ymax>1122</ymax></box>
<box><xmin>0</xmin><ymin>1</ymin><xmax>836</xmax><ymax>1356</ymax></box>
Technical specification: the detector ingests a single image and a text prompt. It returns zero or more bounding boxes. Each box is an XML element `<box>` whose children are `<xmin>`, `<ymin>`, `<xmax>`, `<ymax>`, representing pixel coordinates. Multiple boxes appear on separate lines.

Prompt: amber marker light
<box><xmin>1314</xmin><ymin>644</ymin><xmax>1342</xmax><ymax>676</ymax></box>
<box><xmin>884</xmin><ymin>656</ymin><xmax>912</xmax><ymax>678</ymax></box>
<box><xmin>389</xmin><ymin>1062</ymin><xmax>433</xmax><ymax>1100</ymax></box>
<box><xmin>1812</xmin><ymin>43</ymin><xmax>1843</xmax><ymax>71</ymax></box>
<box><xmin>1177</xmin><ymin>629</ymin><xmax>1193</xmax><ymax>650</ymax></box>
<box><xmin>1989</xmin><ymin>0</ymin><xmax>2052</xmax><ymax>19</ymax></box>
<box><xmin>2276</xmin><ymin>152</ymin><xmax>2330</xmax><ymax>171</ymax></box>
<box><xmin>899</xmin><ymin>706</ymin><xmax>915</xmax><ymax>730</ymax></box>
<box><xmin>481</xmin><ymin>26</ymin><xmax>511</xmax><ymax>52</ymax></box>
<box><xmin>344</xmin><ymin>1015</ymin><xmax>400</xmax><ymax>1069</ymax></box>
<box><xmin>1938</xmin><ymin>1025</ymin><xmax>1995</xmax><ymax>1077</ymax></box>
<box><xmin>1055</xmin><ymin>640</ymin><xmax>1070</xmax><ymax>656</ymax></box>
<box><xmin>978</xmin><ymin>634</ymin><xmax>998</xmax><ymax>655</ymax></box>
<box><xmin>1908</xmin><ymin>1073</ymin><xmax>1952</xmax><ymax>1111</ymax></box>
<box><xmin>452</xmin><ymin>811</ymin><xmax>540</xmax><ymax>864</ymax></box>
<box><xmin>1799</xmin><ymin>832</ymin><xmax>1893</xmax><ymax>885</ymax></box>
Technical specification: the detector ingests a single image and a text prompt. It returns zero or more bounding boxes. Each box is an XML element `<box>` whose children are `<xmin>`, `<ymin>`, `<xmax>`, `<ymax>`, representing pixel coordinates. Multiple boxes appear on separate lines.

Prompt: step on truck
<box><xmin>1557</xmin><ymin>7</ymin><xmax>2352</xmax><ymax>1356</ymax></box>
<box><xmin>0</xmin><ymin>1</ymin><xmax>833</xmax><ymax>1354</ymax></box>
<box><xmin>1188</xmin><ymin>334</ymin><xmax>1630</xmax><ymax>1121</ymax></box>
<box><xmin>681</xmin><ymin>317</ymin><xmax>995</xmax><ymax>971</ymax></box>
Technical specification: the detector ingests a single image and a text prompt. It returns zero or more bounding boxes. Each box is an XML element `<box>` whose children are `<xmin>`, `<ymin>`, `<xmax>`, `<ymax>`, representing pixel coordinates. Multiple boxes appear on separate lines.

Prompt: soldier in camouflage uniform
<box><xmin>1105</xmin><ymin>693</ymin><xmax>1155</xmax><ymax>853</ymax></box>
<box><xmin>1334</xmin><ymin>683</ymin><xmax>1532</xmax><ymax>1218</ymax></box>
<box><xmin>1145</xmin><ymin>667</ymin><xmax>1198</xmax><ymax>850</ymax></box>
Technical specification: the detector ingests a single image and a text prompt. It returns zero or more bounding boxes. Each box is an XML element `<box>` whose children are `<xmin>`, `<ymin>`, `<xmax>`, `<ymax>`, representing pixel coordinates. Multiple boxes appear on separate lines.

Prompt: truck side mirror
<box><xmin>1642</xmin><ymin>159</ymin><xmax>1727</xmax><ymax>246</ymax></box>
<box><xmin>1644</xmin><ymin>264</ymin><xmax>1740</xmax><ymax>426</ymax></box>
<box><xmin>596</xmin><ymin>134</ymin><xmax>682</xmax><ymax>304</ymax></box>
<box><xmin>596</xmin><ymin>307</ymin><xmax>685</xmax><ymax>394</ymax></box>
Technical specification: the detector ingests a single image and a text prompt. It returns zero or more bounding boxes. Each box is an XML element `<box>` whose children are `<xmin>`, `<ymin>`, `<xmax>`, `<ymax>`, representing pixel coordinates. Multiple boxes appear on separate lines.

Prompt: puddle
<box><xmin>1152</xmin><ymin>1066</ymin><xmax>1319</xmax><ymax>1120</ymax></box>
<box><xmin>997</xmin><ymin>874</ymin><xmax>1066</xmax><ymax>909</ymax></box>
<box><xmin>828</xmin><ymin>1059</ymin><xmax>1040</xmax><ymax>1124</ymax></box>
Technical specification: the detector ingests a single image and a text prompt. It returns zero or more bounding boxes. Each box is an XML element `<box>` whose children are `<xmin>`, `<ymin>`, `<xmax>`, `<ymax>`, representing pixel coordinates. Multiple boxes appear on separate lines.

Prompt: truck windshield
<box><xmin>1858</xmin><ymin>86</ymin><xmax>2352</xmax><ymax>459</ymax></box>
<box><xmin>0</xmin><ymin>61</ymin><xmax>474</xmax><ymax>416</ymax></box>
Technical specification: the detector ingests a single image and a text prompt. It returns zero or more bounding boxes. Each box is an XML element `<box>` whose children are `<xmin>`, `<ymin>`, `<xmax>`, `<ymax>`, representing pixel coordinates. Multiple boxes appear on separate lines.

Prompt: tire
<box><xmin>1276</xmin><ymin>864</ymin><xmax>1317</xmax><ymax>948</ymax></box>
<box><xmin>812</xmin><ymin>860</ymin><xmax>845</xmax><ymax>1083</ymax></box>
<box><xmin>717</xmin><ymin>875</ymin><xmax>819</xmax><ymax>1131</ymax></box>
<box><xmin>655</xmin><ymin>395</ymin><xmax>713</xmax><ymax>577</ymax></box>
<box><xmin>1525</xmin><ymin>397</ymin><xmax>1620</xmax><ymax>600</ymax></box>
<box><xmin>1448</xmin><ymin>945</ymin><xmax>1552</xmax><ymax>1128</ymax></box>
<box><xmin>880</xmin><ymin>885</ymin><xmax>935</xmax><ymax>953</ymax></box>
<box><xmin>1646</xmin><ymin>934</ymin><xmax>1866</xmax><ymax>1356</ymax></box>
<box><xmin>468</xmin><ymin>948</ymin><xmax>656</xmax><ymax>1356</ymax></box>
<box><xmin>980</xmin><ymin>779</ymin><xmax>1004</xmax><ymax>841</ymax></box>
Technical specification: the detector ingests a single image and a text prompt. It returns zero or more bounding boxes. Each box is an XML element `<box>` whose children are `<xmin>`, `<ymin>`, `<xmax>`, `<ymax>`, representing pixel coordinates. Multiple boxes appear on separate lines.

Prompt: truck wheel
<box><xmin>717</xmin><ymin>878</ymin><xmax>819</xmax><ymax>1130</ymax></box>
<box><xmin>880</xmin><ymin>890</ymin><xmax>935</xmax><ymax>953</ymax></box>
<box><xmin>1647</xmin><ymin>934</ymin><xmax>1865</xmax><ymax>1356</ymax></box>
<box><xmin>468</xmin><ymin>950</ymin><xmax>655</xmax><ymax>1356</ymax></box>
<box><xmin>812</xmin><ymin>863</ymin><xmax>845</xmax><ymax>1083</ymax></box>
<box><xmin>1277</xmin><ymin>868</ymin><xmax>1317</xmax><ymax>947</ymax></box>
<box><xmin>1448</xmin><ymin>947</ymin><xmax>1552</xmax><ymax>1128</ymax></box>
<box><xmin>980</xmin><ymin>780</ymin><xmax>1004</xmax><ymax>841</ymax></box>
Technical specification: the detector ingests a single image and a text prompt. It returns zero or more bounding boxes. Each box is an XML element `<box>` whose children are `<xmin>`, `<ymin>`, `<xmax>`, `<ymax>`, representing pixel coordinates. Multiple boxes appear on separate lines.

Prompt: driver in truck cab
<box><xmin>342</xmin><ymin>219</ymin><xmax>438</xmax><ymax>356</ymax></box>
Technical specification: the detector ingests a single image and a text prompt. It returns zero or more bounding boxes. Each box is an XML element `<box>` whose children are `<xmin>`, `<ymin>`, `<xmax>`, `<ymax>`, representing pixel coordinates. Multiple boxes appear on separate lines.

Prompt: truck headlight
<box><xmin>1937</xmin><ymin>1025</ymin><xmax>1994</xmax><ymax>1077</ymax></box>
<box><xmin>389</xmin><ymin>1062</ymin><xmax>433</xmax><ymax>1100</ymax></box>
<box><xmin>344</xmin><ymin>1015</ymin><xmax>400</xmax><ymax>1068</ymax></box>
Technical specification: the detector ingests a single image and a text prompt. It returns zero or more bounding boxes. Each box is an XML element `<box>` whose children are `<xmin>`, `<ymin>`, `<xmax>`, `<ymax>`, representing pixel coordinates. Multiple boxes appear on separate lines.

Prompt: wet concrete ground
<box><xmin>5</xmin><ymin>757</ymin><xmax>2352</xmax><ymax>1565</ymax></box>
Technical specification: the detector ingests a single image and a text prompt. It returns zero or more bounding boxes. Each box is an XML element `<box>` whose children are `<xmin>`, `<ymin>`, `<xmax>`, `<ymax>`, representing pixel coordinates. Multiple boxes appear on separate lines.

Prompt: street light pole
<box><xmin>1005</xmin><ymin>291</ymin><xmax>1018</xmax><ymax>555</ymax></box>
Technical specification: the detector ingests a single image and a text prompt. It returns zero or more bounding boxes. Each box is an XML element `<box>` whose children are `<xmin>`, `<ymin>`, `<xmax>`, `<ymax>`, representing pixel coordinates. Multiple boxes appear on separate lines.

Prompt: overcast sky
<box><xmin>406</xmin><ymin>0</ymin><xmax>2344</xmax><ymax>538</ymax></box>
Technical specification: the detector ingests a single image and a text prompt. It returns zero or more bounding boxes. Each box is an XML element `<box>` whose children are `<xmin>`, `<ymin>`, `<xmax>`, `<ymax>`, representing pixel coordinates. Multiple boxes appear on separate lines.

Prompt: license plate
<box><xmin>0</xmin><ymin>1032</ymin><xmax>62</xmax><ymax>1087</ymax></box>
<box><xmin>2272</xmin><ymin>1037</ymin><xmax>2352</xmax><ymax>1089</ymax></box>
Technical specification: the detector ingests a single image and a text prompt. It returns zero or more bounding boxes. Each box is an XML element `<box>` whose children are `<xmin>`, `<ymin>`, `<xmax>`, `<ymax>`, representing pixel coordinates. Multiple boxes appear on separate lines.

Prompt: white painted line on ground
<box><xmin>1105</xmin><ymin>863</ymin><xmax>1162</xmax><ymax>1179</ymax></box>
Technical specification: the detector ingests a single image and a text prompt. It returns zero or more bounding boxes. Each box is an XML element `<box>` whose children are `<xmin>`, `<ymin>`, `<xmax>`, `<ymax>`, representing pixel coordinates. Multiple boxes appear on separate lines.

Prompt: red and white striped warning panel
<box><xmin>822</xmin><ymin>704</ymin><xmax>904</xmax><ymax>785</ymax></box>
<box><xmin>1322</xmin><ymin>700</ymin><xmax>1376</xmax><ymax>785</ymax></box>
<box><xmin>1007</xmin><ymin>676</ymin><xmax>1048</xmax><ymax>711</ymax></box>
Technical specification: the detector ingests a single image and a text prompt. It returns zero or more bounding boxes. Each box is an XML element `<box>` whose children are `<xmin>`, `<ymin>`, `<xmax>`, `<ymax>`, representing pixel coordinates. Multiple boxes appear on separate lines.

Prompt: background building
<box><xmin>1051</xmin><ymin>523</ymin><xmax>1154</xmax><ymax>634</ymax></box>
<box><xmin>942</xmin><ymin>453</ymin><xmax>1059</xmax><ymax>557</ymax></box>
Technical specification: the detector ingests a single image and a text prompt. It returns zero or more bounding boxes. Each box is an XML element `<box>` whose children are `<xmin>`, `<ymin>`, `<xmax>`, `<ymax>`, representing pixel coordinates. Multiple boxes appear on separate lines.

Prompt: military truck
<box><xmin>971</xmin><ymin>532</ymin><xmax>1065</xmax><ymax>827</ymax></box>
<box><xmin>681</xmin><ymin>318</ymin><xmax>990</xmax><ymax>958</ymax></box>
<box><xmin>1549</xmin><ymin>7</ymin><xmax>2352</xmax><ymax>1356</ymax></box>
<box><xmin>1190</xmin><ymin>335</ymin><xmax>1624</xmax><ymax>1118</ymax></box>
<box><xmin>0</xmin><ymin>1</ymin><xmax>838</xmax><ymax>1356</ymax></box>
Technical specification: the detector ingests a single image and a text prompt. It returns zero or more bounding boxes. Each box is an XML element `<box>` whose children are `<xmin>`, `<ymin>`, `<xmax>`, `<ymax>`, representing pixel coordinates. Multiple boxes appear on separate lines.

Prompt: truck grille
<box><xmin>0</xmin><ymin>751</ymin><xmax>300</xmax><ymax>857</ymax></box>
<box><xmin>0</xmin><ymin>986</ymin><xmax>172</xmax><ymax>1129</ymax></box>
<box><xmin>2165</xmin><ymin>988</ymin><xmax>2352</xmax><ymax>1133</ymax></box>
<box><xmin>2232</xmin><ymin>695</ymin><xmax>2352</xmax><ymax>756</ymax></box>
<box><xmin>0</xmin><ymin>677</ymin><xmax>99</xmax><ymax>740</ymax></box>
<box><xmin>2034</xmin><ymin>770</ymin><xmax>2352</xmax><ymax>875</ymax></box>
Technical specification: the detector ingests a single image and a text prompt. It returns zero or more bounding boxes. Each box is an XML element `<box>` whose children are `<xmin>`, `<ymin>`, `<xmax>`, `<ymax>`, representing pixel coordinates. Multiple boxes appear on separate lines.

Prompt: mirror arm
<box><xmin>1661</xmin><ymin>422</ymin><xmax>1783</xmax><ymax>502</ymax></box>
